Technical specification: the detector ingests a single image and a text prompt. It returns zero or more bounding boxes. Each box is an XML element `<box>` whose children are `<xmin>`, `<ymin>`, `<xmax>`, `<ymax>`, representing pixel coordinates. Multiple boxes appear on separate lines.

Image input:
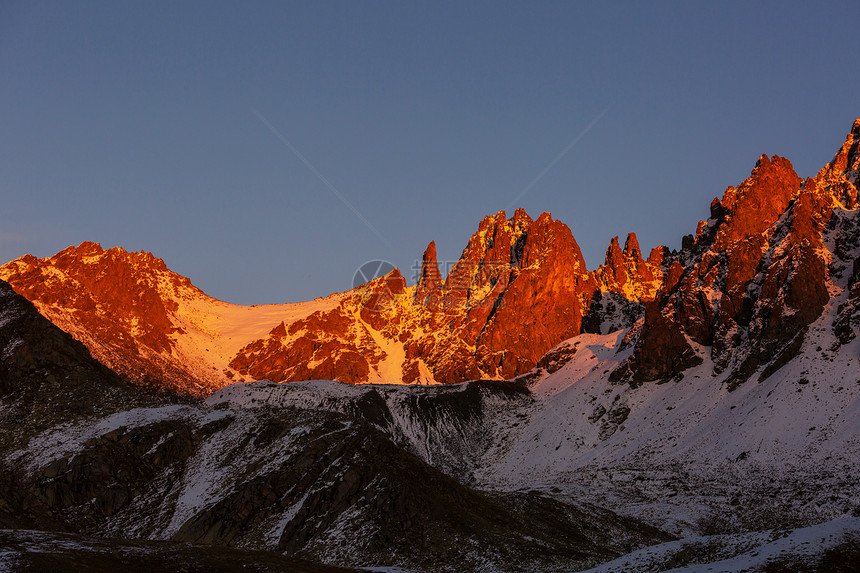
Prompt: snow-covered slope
<box><xmin>199</xmin><ymin>310</ymin><xmax>860</xmax><ymax>539</ymax></box>
<box><xmin>1</xmin><ymin>378</ymin><xmax>666</xmax><ymax>572</ymax></box>
<box><xmin>472</xmin><ymin>317</ymin><xmax>860</xmax><ymax>536</ymax></box>
<box><xmin>206</xmin><ymin>377</ymin><xmax>534</xmax><ymax>482</ymax></box>
<box><xmin>579</xmin><ymin>517</ymin><xmax>860</xmax><ymax>573</ymax></box>
<box><xmin>16</xmin><ymin>325</ymin><xmax>847</xmax><ymax>571</ymax></box>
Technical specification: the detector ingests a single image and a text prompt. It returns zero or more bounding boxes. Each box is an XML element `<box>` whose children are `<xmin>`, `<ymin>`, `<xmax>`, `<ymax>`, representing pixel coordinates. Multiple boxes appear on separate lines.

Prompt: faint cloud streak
<box><xmin>251</xmin><ymin>107</ymin><xmax>394</xmax><ymax>252</ymax></box>
<box><xmin>506</xmin><ymin>104</ymin><xmax>612</xmax><ymax>212</ymax></box>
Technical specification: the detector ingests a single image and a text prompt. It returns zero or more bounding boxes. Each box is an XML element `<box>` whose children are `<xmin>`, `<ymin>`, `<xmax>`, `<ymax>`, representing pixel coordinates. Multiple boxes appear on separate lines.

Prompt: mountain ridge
<box><xmin>2</xmin><ymin>119</ymin><xmax>860</xmax><ymax>397</ymax></box>
<box><xmin>0</xmin><ymin>211</ymin><xmax>650</xmax><ymax>393</ymax></box>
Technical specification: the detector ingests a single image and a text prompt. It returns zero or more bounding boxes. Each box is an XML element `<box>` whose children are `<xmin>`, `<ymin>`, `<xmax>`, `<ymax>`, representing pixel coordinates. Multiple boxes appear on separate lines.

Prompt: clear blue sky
<box><xmin>2</xmin><ymin>1</ymin><xmax>859</xmax><ymax>304</ymax></box>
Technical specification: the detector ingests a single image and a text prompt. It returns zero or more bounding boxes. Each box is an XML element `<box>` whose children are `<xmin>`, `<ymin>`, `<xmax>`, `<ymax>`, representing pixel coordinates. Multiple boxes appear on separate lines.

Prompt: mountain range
<box><xmin>2</xmin><ymin>119</ymin><xmax>860</xmax><ymax>571</ymax></box>
<box><xmin>0</xmin><ymin>182</ymin><xmax>659</xmax><ymax>394</ymax></box>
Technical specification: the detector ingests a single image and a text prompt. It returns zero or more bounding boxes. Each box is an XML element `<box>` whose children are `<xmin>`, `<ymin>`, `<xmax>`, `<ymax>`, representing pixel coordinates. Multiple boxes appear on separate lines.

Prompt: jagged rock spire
<box><xmin>414</xmin><ymin>241</ymin><xmax>442</xmax><ymax>306</ymax></box>
<box><xmin>593</xmin><ymin>232</ymin><xmax>662</xmax><ymax>302</ymax></box>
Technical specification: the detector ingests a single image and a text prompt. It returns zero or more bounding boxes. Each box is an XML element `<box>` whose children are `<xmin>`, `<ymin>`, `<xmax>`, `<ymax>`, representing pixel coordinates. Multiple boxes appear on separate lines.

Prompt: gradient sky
<box><xmin>2</xmin><ymin>1</ymin><xmax>859</xmax><ymax>304</ymax></box>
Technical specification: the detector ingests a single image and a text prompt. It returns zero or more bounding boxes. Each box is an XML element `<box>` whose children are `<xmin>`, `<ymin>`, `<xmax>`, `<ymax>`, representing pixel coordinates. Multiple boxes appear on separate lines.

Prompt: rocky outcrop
<box><xmin>585</xmin><ymin>233</ymin><xmax>667</xmax><ymax>335</ymax></box>
<box><xmin>614</xmin><ymin>120</ymin><xmax>860</xmax><ymax>387</ymax></box>
<box><xmin>593</xmin><ymin>233</ymin><xmax>663</xmax><ymax>302</ymax></box>
<box><xmin>392</xmin><ymin>209</ymin><xmax>602</xmax><ymax>382</ymax></box>
<box><xmin>611</xmin><ymin>154</ymin><xmax>811</xmax><ymax>384</ymax></box>
<box><xmin>830</xmin><ymin>207</ymin><xmax>860</xmax><ymax>346</ymax></box>
<box><xmin>710</xmin><ymin>155</ymin><xmax>802</xmax><ymax>252</ymax></box>
<box><xmin>228</xmin><ymin>272</ymin><xmax>409</xmax><ymax>385</ymax></box>
<box><xmin>609</xmin><ymin>301</ymin><xmax>702</xmax><ymax>385</ymax></box>
<box><xmin>229</xmin><ymin>311</ymin><xmax>372</xmax><ymax>384</ymax></box>
<box><xmin>0</xmin><ymin>380</ymin><xmax>670</xmax><ymax>572</ymax></box>
<box><xmin>814</xmin><ymin>118</ymin><xmax>860</xmax><ymax>209</ymax></box>
<box><xmin>0</xmin><ymin>243</ymin><xmax>216</xmax><ymax>395</ymax></box>
<box><xmin>413</xmin><ymin>241</ymin><xmax>443</xmax><ymax>307</ymax></box>
<box><xmin>470</xmin><ymin>211</ymin><xmax>596</xmax><ymax>379</ymax></box>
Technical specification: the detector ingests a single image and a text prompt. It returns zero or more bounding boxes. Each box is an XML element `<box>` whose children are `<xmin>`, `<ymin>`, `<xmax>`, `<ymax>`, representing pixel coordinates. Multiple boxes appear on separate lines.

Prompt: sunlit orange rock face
<box><xmin>413</xmin><ymin>241</ymin><xmax>442</xmax><ymax>306</ymax></box>
<box><xmin>614</xmin><ymin>155</ymin><xmax>806</xmax><ymax>384</ymax></box>
<box><xmin>593</xmin><ymin>233</ymin><xmax>662</xmax><ymax>301</ymax></box>
<box><xmin>615</xmin><ymin>120</ymin><xmax>860</xmax><ymax>387</ymax></box>
<box><xmin>5</xmin><ymin>119</ymin><xmax>859</xmax><ymax>394</ymax></box>
<box><xmin>0</xmin><ymin>209</ymin><xmax>653</xmax><ymax>393</ymax></box>
<box><xmin>415</xmin><ymin>209</ymin><xmax>598</xmax><ymax>381</ymax></box>
<box><xmin>0</xmin><ymin>242</ymin><xmax>211</xmax><ymax>394</ymax></box>
<box><xmin>230</xmin><ymin>209</ymin><xmax>608</xmax><ymax>385</ymax></box>
<box><xmin>228</xmin><ymin>309</ymin><xmax>374</xmax><ymax>385</ymax></box>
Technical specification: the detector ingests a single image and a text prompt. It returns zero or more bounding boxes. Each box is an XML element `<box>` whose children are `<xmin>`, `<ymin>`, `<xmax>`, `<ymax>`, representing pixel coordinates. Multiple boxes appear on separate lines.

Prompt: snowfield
<box><xmin>201</xmin><ymin>301</ymin><xmax>860</xmax><ymax>540</ymax></box>
<box><xmin>5</xmin><ymin>304</ymin><xmax>860</xmax><ymax>570</ymax></box>
<box><xmin>579</xmin><ymin>517</ymin><xmax>860</xmax><ymax>573</ymax></box>
<box><xmin>470</xmin><ymin>319</ymin><xmax>860</xmax><ymax>535</ymax></box>
<box><xmin>7</xmin><ymin>293</ymin><xmax>859</xmax><ymax>570</ymax></box>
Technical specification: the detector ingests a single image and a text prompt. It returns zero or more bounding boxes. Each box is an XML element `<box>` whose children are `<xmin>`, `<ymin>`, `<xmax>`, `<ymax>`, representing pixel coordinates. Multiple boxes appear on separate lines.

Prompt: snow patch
<box><xmin>580</xmin><ymin>517</ymin><xmax>860</xmax><ymax>573</ymax></box>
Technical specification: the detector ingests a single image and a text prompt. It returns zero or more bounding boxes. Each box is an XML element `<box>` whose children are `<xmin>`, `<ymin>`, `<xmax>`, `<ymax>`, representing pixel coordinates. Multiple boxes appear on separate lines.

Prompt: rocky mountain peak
<box><xmin>647</xmin><ymin>245</ymin><xmax>669</xmax><ymax>268</ymax></box>
<box><xmin>68</xmin><ymin>240</ymin><xmax>104</xmax><ymax>255</ymax></box>
<box><xmin>592</xmin><ymin>231</ymin><xmax>662</xmax><ymax>305</ymax></box>
<box><xmin>613</xmin><ymin>120</ymin><xmax>860</xmax><ymax>388</ymax></box>
<box><xmin>472</xmin><ymin>211</ymin><xmax>594</xmax><ymax>379</ymax></box>
<box><xmin>709</xmin><ymin>154</ymin><xmax>801</xmax><ymax>252</ymax></box>
<box><xmin>414</xmin><ymin>240</ymin><xmax>442</xmax><ymax>306</ymax></box>
<box><xmin>0</xmin><ymin>242</ymin><xmax>212</xmax><ymax>394</ymax></box>
<box><xmin>606</xmin><ymin>236</ymin><xmax>623</xmax><ymax>266</ymax></box>
<box><xmin>622</xmin><ymin>232</ymin><xmax>642</xmax><ymax>259</ymax></box>
<box><xmin>814</xmin><ymin>118</ymin><xmax>860</xmax><ymax>208</ymax></box>
<box><xmin>444</xmin><ymin>209</ymin><xmax>539</xmax><ymax>305</ymax></box>
<box><xmin>518</xmin><ymin>212</ymin><xmax>586</xmax><ymax>271</ymax></box>
<box><xmin>511</xmin><ymin>206</ymin><xmax>533</xmax><ymax>227</ymax></box>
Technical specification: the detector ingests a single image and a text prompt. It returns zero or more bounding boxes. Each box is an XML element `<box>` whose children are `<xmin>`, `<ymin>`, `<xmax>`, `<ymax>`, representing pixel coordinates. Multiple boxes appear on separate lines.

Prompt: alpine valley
<box><xmin>3</xmin><ymin>120</ymin><xmax>860</xmax><ymax>571</ymax></box>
